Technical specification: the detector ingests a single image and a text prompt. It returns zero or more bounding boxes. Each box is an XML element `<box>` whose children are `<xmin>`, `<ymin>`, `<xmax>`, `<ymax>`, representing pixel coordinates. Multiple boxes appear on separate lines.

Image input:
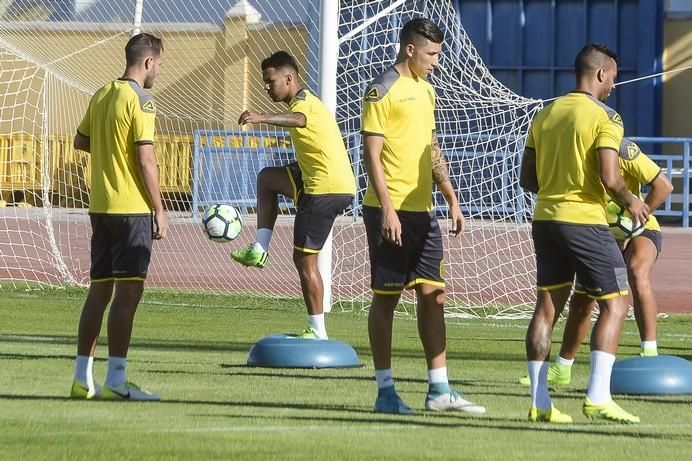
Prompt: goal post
<box><xmin>316</xmin><ymin>0</ymin><xmax>340</xmax><ymax>314</ymax></box>
<box><xmin>132</xmin><ymin>0</ymin><xmax>144</xmax><ymax>36</ymax></box>
<box><xmin>0</xmin><ymin>0</ymin><xmax>541</xmax><ymax>319</ymax></box>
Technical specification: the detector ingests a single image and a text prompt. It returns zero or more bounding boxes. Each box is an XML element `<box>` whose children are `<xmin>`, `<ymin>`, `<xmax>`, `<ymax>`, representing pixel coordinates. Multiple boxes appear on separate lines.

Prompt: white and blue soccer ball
<box><xmin>202</xmin><ymin>204</ymin><xmax>243</xmax><ymax>242</ymax></box>
<box><xmin>605</xmin><ymin>200</ymin><xmax>645</xmax><ymax>241</ymax></box>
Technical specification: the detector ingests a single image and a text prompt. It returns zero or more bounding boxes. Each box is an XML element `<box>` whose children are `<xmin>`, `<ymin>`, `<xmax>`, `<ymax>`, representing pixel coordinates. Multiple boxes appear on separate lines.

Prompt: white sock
<box><xmin>74</xmin><ymin>355</ymin><xmax>94</xmax><ymax>389</ymax></box>
<box><xmin>428</xmin><ymin>367</ymin><xmax>448</xmax><ymax>384</ymax></box>
<box><xmin>375</xmin><ymin>368</ymin><xmax>394</xmax><ymax>389</ymax></box>
<box><xmin>641</xmin><ymin>340</ymin><xmax>657</xmax><ymax>351</ymax></box>
<box><xmin>308</xmin><ymin>314</ymin><xmax>327</xmax><ymax>339</ymax></box>
<box><xmin>586</xmin><ymin>350</ymin><xmax>616</xmax><ymax>404</ymax></box>
<box><xmin>254</xmin><ymin>228</ymin><xmax>273</xmax><ymax>253</ymax></box>
<box><xmin>556</xmin><ymin>356</ymin><xmax>574</xmax><ymax>367</ymax></box>
<box><xmin>527</xmin><ymin>361</ymin><xmax>551</xmax><ymax>409</ymax></box>
<box><xmin>105</xmin><ymin>356</ymin><xmax>127</xmax><ymax>388</ymax></box>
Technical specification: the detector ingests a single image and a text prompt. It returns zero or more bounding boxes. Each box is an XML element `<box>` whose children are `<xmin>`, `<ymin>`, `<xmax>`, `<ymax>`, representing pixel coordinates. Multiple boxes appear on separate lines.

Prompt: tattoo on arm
<box><xmin>431</xmin><ymin>136</ymin><xmax>450</xmax><ymax>186</ymax></box>
<box><xmin>264</xmin><ymin>112</ymin><xmax>306</xmax><ymax>127</ymax></box>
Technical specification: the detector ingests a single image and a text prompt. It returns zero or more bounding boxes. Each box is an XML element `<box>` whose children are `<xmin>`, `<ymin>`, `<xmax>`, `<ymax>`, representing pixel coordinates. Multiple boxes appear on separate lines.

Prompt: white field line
<box><xmin>39</xmin><ymin>424</ymin><xmax>410</xmax><ymax>437</ymax></box>
<box><xmin>34</xmin><ymin>421</ymin><xmax>692</xmax><ymax>438</ymax></box>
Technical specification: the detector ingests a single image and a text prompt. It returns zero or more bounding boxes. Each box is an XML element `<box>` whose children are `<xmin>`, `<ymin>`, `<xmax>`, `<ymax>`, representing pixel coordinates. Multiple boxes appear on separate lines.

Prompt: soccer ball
<box><xmin>605</xmin><ymin>200</ymin><xmax>645</xmax><ymax>240</ymax></box>
<box><xmin>202</xmin><ymin>204</ymin><xmax>243</xmax><ymax>242</ymax></box>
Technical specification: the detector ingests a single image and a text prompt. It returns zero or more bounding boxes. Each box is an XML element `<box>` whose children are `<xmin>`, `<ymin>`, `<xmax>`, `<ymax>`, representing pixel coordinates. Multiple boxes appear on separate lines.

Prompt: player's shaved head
<box><xmin>400</xmin><ymin>17</ymin><xmax>444</xmax><ymax>47</ymax></box>
<box><xmin>262</xmin><ymin>50</ymin><xmax>299</xmax><ymax>76</ymax></box>
<box><xmin>574</xmin><ymin>44</ymin><xmax>618</xmax><ymax>78</ymax></box>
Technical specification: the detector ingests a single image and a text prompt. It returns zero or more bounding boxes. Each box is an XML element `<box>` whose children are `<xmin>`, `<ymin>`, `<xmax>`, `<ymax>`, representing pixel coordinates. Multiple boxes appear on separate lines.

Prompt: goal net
<box><xmin>0</xmin><ymin>0</ymin><xmax>541</xmax><ymax>318</ymax></box>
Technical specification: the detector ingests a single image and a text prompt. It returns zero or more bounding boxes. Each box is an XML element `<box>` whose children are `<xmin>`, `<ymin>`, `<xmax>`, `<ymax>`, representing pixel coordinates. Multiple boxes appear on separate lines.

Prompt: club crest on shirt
<box><xmin>142</xmin><ymin>100</ymin><xmax>156</xmax><ymax>113</ymax></box>
<box><xmin>619</xmin><ymin>139</ymin><xmax>641</xmax><ymax>160</ymax></box>
<box><xmin>365</xmin><ymin>86</ymin><xmax>379</xmax><ymax>102</ymax></box>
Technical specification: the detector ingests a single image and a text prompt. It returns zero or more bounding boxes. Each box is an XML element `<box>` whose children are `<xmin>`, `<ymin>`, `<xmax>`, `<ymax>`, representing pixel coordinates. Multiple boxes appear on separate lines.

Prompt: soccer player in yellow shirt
<box><xmin>520</xmin><ymin>43</ymin><xmax>649</xmax><ymax>423</ymax></box>
<box><xmin>520</xmin><ymin>139</ymin><xmax>672</xmax><ymax>386</ymax></box>
<box><xmin>361</xmin><ymin>18</ymin><xmax>485</xmax><ymax>415</ymax></box>
<box><xmin>71</xmin><ymin>33</ymin><xmax>167</xmax><ymax>401</ymax></box>
<box><xmin>233</xmin><ymin>51</ymin><xmax>356</xmax><ymax>340</ymax></box>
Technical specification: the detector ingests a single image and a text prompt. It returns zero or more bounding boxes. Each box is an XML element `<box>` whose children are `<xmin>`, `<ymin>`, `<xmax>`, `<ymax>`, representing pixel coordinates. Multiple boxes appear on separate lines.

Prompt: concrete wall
<box><xmin>662</xmin><ymin>19</ymin><xmax>692</xmax><ymax>137</ymax></box>
<box><xmin>0</xmin><ymin>19</ymin><xmax>308</xmax><ymax>201</ymax></box>
<box><xmin>0</xmin><ymin>20</ymin><xmax>309</xmax><ymax>136</ymax></box>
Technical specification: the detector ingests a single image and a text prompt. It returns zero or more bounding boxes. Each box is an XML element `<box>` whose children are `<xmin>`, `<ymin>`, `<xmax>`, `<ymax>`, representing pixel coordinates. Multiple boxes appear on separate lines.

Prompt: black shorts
<box><xmin>90</xmin><ymin>214</ymin><xmax>153</xmax><ymax>281</ymax></box>
<box><xmin>624</xmin><ymin>229</ymin><xmax>663</xmax><ymax>258</ymax></box>
<box><xmin>294</xmin><ymin>194</ymin><xmax>353</xmax><ymax>253</ymax></box>
<box><xmin>532</xmin><ymin>221</ymin><xmax>628</xmax><ymax>300</ymax></box>
<box><xmin>285</xmin><ymin>162</ymin><xmax>303</xmax><ymax>204</ymax></box>
<box><xmin>363</xmin><ymin>205</ymin><xmax>445</xmax><ymax>294</ymax></box>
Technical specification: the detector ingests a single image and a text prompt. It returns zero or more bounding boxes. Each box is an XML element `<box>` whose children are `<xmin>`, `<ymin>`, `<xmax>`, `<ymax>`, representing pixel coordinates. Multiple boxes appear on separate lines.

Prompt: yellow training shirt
<box><xmin>361</xmin><ymin>67</ymin><xmax>436</xmax><ymax>212</ymax></box>
<box><xmin>617</xmin><ymin>139</ymin><xmax>662</xmax><ymax>232</ymax></box>
<box><xmin>77</xmin><ymin>78</ymin><xmax>157</xmax><ymax>214</ymax></box>
<box><xmin>527</xmin><ymin>91</ymin><xmax>624</xmax><ymax>224</ymax></box>
<box><xmin>288</xmin><ymin>89</ymin><xmax>356</xmax><ymax>195</ymax></box>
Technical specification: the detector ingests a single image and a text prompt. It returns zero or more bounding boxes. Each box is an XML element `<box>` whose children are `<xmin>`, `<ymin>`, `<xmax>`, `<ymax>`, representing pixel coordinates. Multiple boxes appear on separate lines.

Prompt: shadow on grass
<box><xmin>215</xmin><ymin>368</ymin><xmax>506</xmax><ymax>390</ymax></box>
<box><xmin>0</xmin><ymin>352</ymin><xmax>79</xmax><ymax>361</ymax></box>
<box><xmin>0</xmin><ymin>333</ymin><xmax>532</xmax><ymax>363</ymax></box>
<box><xmin>178</xmin><ymin>406</ymin><xmax>691</xmax><ymax>441</ymax></box>
<box><xmin>615</xmin><ymin>395</ymin><xmax>692</xmax><ymax>405</ymax></box>
<box><xmin>2</xmin><ymin>393</ymin><xmax>689</xmax><ymax>442</ymax></box>
<box><xmin>0</xmin><ymin>333</ymin><xmax>255</xmax><ymax>354</ymax></box>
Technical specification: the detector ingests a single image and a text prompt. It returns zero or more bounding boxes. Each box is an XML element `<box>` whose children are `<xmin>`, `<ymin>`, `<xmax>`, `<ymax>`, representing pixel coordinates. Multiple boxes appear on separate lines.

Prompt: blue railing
<box><xmin>192</xmin><ymin>130</ymin><xmax>691</xmax><ymax>227</ymax></box>
<box><xmin>192</xmin><ymin>130</ymin><xmax>363</xmax><ymax>218</ymax></box>
<box><xmin>192</xmin><ymin>130</ymin><xmax>294</xmax><ymax>217</ymax></box>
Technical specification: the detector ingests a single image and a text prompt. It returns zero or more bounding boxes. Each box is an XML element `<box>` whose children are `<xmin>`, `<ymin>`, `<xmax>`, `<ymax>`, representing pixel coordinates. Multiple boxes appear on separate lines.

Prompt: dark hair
<box><xmin>400</xmin><ymin>17</ymin><xmax>444</xmax><ymax>47</ymax></box>
<box><xmin>261</xmin><ymin>50</ymin><xmax>299</xmax><ymax>74</ymax></box>
<box><xmin>125</xmin><ymin>33</ymin><xmax>163</xmax><ymax>66</ymax></box>
<box><xmin>574</xmin><ymin>43</ymin><xmax>618</xmax><ymax>76</ymax></box>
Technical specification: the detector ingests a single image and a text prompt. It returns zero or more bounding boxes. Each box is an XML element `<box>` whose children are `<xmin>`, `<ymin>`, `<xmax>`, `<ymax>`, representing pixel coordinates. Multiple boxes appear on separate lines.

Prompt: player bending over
<box><xmin>232</xmin><ymin>51</ymin><xmax>355</xmax><ymax>340</ymax></box>
<box><xmin>519</xmin><ymin>139</ymin><xmax>672</xmax><ymax>386</ymax></box>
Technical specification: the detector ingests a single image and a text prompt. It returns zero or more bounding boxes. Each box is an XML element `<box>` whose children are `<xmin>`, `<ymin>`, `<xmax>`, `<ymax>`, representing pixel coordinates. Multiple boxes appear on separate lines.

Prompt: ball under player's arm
<box><xmin>364</xmin><ymin>133</ymin><xmax>402</xmax><ymax>247</ymax></box>
<box><xmin>519</xmin><ymin>147</ymin><xmax>538</xmax><ymax>193</ymax></box>
<box><xmin>238</xmin><ymin>110</ymin><xmax>306</xmax><ymax>128</ymax></box>
<box><xmin>431</xmin><ymin>134</ymin><xmax>464</xmax><ymax>235</ymax></box>
<box><xmin>599</xmin><ymin>147</ymin><xmax>650</xmax><ymax>225</ymax></box>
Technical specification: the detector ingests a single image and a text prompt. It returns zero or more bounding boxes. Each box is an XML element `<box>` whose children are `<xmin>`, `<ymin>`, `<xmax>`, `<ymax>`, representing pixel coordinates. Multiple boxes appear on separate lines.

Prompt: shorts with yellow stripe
<box><xmin>286</xmin><ymin>162</ymin><xmax>353</xmax><ymax>253</ymax></box>
<box><xmin>89</xmin><ymin>213</ymin><xmax>153</xmax><ymax>282</ymax></box>
<box><xmin>532</xmin><ymin>220</ymin><xmax>628</xmax><ymax>300</ymax></box>
<box><xmin>285</xmin><ymin>162</ymin><xmax>304</xmax><ymax>204</ymax></box>
<box><xmin>363</xmin><ymin>205</ymin><xmax>445</xmax><ymax>294</ymax></box>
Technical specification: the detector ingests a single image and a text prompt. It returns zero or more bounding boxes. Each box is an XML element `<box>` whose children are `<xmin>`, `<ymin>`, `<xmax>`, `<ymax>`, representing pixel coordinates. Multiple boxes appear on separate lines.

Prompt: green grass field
<box><xmin>1</xmin><ymin>288</ymin><xmax>691</xmax><ymax>460</ymax></box>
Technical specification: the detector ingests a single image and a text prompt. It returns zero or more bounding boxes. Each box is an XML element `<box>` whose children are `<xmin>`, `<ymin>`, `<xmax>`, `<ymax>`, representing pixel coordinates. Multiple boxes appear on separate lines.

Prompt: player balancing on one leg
<box><xmin>519</xmin><ymin>138</ymin><xmax>673</xmax><ymax>386</ymax></box>
<box><xmin>361</xmin><ymin>18</ymin><xmax>485</xmax><ymax>415</ymax></box>
<box><xmin>233</xmin><ymin>51</ymin><xmax>356</xmax><ymax>340</ymax></box>
<box><xmin>70</xmin><ymin>33</ymin><xmax>168</xmax><ymax>401</ymax></box>
<box><xmin>520</xmin><ymin>44</ymin><xmax>650</xmax><ymax>424</ymax></box>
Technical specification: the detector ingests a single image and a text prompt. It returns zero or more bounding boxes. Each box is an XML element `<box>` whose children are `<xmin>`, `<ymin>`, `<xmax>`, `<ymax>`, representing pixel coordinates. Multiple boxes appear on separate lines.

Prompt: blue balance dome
<box><xmin>247</xmin><ymin>334</ymin><xmax>363</xmax><ymax>368</ymax></box>
<box><xmin>611</xmin><ymin>355</ymin><xmax>692</xmax><ymax>395</ymax></box>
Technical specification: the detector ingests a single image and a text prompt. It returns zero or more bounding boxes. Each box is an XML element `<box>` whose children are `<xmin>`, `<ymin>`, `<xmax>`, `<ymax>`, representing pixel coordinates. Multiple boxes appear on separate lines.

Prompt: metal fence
<box><xmin>191</xmin><ymin>130</ymin><xmax>691</xmax><ymax>227</ymax></box>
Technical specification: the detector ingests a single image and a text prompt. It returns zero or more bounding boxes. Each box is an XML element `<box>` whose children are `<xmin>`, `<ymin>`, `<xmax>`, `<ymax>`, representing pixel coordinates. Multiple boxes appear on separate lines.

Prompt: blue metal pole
<box><xmin>192</xmin><ymin>130</ymin><xmax>200</xmax><ymax>218</ymax></box>
<box><xmin>684</xmin><ymin>141</ymin><xmax>690</xmax><ymax>228</ymax></box>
